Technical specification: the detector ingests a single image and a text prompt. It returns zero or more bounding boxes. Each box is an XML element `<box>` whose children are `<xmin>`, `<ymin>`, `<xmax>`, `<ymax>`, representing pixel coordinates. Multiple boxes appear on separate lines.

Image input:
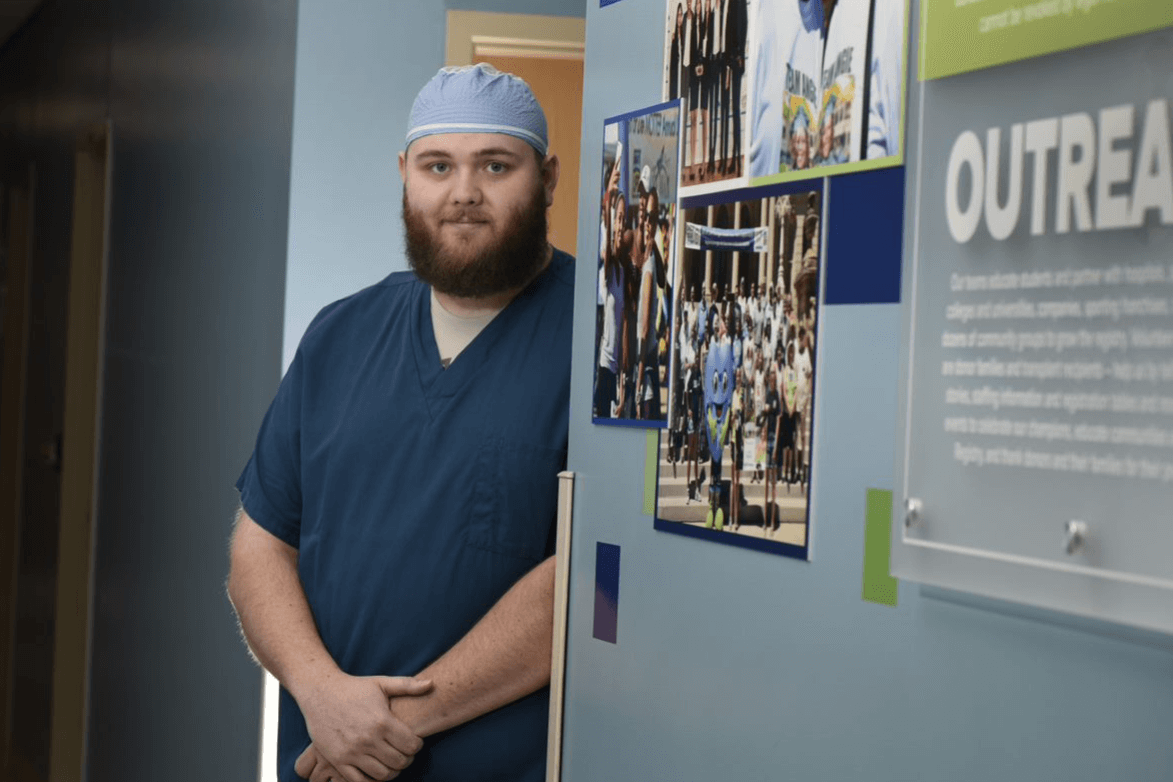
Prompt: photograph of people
<box><xmin>748</xmin><ymin>0</ymin><xmax>908</xmax><ymax>180</ymax></box>
<box><xmin>817</xmin><ymin>0</ymin><xmax>870</xmax><ymax>165</ymax></box>
<box><xmin>594</xmin><ymin>103</ymin><xmax>682</xmax><ymax>425</ymax></box>
<box><xmin>657</xmin><ymin>185</ymin><xmax>822</xmax><ymax>559</ymax></box>
<box><xmin>748</xmin><ymin>0</ymin><xmax>823</xmax><ymax>177</ymax></box>
<box><xmin>865</xmin><ymin>0</ymin><xmax>907</xmax><ymax>159</ymax></box>
<box><xmin>664</xmin><ymin>0</ymin><xmax>751</xmax><ymax>187</ymax></box>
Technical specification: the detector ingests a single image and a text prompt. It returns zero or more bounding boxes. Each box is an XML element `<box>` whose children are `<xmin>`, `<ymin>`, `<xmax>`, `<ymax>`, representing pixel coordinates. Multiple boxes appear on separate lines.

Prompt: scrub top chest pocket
<box><xmin>465</xmin><ymin>435</ymin><xmax>564</xmax><ymax>564</ymax></box>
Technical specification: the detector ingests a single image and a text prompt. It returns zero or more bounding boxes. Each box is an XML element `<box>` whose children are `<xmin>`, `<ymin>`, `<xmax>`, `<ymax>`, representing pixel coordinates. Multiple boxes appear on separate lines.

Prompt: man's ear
<box><xmin>397</xmin><ymin>150</ymin><xmax>407</xmax><ymax>182</ymax></box>
<box><xmin>541</xmin><ymin>154</ymin><xmax>560</xmax><ymax>207</ymax></box>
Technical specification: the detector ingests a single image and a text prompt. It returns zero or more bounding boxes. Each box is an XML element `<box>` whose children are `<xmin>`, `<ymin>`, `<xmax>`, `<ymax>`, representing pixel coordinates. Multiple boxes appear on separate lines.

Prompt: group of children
<box><xmin>669</xmin><ymin>279</ymin><xmax>815</xmax><ymax>532</ymax></box>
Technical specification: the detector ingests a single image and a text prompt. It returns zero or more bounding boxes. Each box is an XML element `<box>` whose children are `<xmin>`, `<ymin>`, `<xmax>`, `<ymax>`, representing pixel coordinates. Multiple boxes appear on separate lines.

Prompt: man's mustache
<box><xmin>441</xmin><ymin>209</ymin><xmax>491</xmax><ymax>223</ymax></box>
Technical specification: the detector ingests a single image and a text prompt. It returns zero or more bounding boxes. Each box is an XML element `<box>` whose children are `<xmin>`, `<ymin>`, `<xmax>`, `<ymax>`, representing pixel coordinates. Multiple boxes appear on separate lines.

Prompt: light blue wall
<box><xmin>283</xmin><ymin>2</ymin><xmax>444</xmax><ymax>369</ymax></box>
<box><xmin>284</xmin><ymin>0</ymin><xmax>585</xmax><ymax>369</ymax></box>
<box><xmin>559</xmin><ymin>2</ymin><xmax>1173</xmax><ymax>781</ymax></box>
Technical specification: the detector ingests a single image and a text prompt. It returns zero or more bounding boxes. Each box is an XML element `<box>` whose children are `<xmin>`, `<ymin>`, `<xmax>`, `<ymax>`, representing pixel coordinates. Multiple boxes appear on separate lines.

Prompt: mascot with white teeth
<box><xmin>703</xmin><ymin>314</ymin><xmax>736</xmax><ymax>530</ymax></box>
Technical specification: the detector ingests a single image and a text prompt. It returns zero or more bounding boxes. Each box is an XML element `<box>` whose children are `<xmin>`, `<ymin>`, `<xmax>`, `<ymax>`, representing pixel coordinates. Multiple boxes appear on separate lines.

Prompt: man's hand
<box><xmin>294</xmin><ymin>672</ymin><xmax>432</xmax><ymax>782</ymax></box>
<box><xmin>294</xmin><ymin>746</ymin><xmax>342</xmax><ymax>782</ymax></box>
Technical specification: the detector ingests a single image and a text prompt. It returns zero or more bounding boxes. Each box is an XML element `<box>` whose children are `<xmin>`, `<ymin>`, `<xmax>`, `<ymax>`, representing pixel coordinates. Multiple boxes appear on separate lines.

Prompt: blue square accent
<box><xmin>824</xmin><ymin>166</ymin><xmax>905</xmax><ymax>305</ymax></box>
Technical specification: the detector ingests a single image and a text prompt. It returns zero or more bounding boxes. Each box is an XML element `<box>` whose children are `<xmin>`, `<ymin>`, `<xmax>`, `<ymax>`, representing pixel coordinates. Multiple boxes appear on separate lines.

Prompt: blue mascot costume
<box><xmin>703</xmin><ymin>338</ymin><xmax>735</xmax><ymax>530</ymax></box>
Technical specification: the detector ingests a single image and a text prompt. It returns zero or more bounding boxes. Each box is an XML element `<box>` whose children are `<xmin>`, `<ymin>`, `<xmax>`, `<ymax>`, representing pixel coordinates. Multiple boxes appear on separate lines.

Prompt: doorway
<box><xmin>0</xmin><ymin>121</ymin><xmax>110</xmax><ymax>782</ymax></box>
<box><xmin>445</xmin><ymin>10</ymin><xmax>585</xmax><ymax>257</ymax></box>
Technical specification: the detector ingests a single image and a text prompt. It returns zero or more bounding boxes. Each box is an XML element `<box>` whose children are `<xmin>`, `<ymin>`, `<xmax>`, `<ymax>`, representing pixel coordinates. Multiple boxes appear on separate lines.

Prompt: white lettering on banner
<box><xmin>945</xmin><ymin>99</ymin><xmax>1173</xmax><ymax>242</ymax></box>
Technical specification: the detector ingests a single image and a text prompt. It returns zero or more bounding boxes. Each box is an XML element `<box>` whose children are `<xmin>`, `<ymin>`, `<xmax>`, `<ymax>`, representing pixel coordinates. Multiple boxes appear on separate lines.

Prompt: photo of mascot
<box><xmin>703</xmin><ymin>333</ymin><xmax>736</xmax><ymax>530</ymax></box>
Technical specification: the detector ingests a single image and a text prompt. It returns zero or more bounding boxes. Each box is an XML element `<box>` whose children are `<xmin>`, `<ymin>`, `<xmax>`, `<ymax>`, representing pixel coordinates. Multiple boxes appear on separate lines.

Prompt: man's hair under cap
<box><xmin>406</xmin><ymin>63</ymin><xmax>548</xmax><ymax>156</ymax></box>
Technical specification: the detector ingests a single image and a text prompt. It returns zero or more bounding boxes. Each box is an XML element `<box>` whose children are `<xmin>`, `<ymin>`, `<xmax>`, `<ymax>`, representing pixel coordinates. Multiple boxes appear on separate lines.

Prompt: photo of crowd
<box><xmin>593</xmin><ymin>103</ymin><xmax>682</xmax><ymax>426</ymax></box>
<box><xmin>747</xmin><ymin>0</ymin><xmax>906</xmax><ymax>180</ymax></box>
<box><xmin>663</xmin><ymin>0</ymin><xmax>752</xmax><ymax>188</ymax></box>
<box><xmin>655</xmin><ymin>185</ymin><xmax>822</xmax><ymax>557</ymax></box>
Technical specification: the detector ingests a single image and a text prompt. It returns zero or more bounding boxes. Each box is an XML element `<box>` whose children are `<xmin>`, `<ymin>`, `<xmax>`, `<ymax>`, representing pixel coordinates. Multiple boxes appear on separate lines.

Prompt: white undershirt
<box><xmin>430</xmin><ymin>288</ymin><xmax>502</xmax><ymax>368</ymax></box>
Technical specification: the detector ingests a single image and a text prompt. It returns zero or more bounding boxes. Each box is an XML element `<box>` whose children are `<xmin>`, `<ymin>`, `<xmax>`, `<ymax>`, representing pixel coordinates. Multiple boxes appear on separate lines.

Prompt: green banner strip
<box><xmin>862</xmin><ymin>488</ymin><xmax>899</xmax><ymax>607</ymax></box>
<box><xmin>643</xmin><ymin>430</ymin><xmax>659</xmax><ymax>516</ymax></box>
<box><xmin>749</xmin><ymin>154</ymin><xmax>903</xmax><ymax>189</ymax></box>
<box><xmin>920</xmin><ymin>0</ymin><xmax>1173</xmax><ymax>81</ymax></box>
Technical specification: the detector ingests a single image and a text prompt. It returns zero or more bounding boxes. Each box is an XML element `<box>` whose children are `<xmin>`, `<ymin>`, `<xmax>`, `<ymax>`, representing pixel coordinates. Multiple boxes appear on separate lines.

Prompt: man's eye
<box><xmin>486</xmin><ymin>161</ymin><xmax>508</xmax><ymax>174</ymax></box>
<box><xmin>429</xmin><ymin>163</ymin><xmax>449</xmax><ymax>174</ymax></box>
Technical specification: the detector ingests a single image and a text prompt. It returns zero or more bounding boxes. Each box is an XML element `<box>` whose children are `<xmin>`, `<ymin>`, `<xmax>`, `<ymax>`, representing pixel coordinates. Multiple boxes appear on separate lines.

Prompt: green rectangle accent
<box><xmin>920</xmin><ymin>0</ymin><xmax>1173</xmax><ymax>81</ymax></box>
<box><xmin>862</xmin><ymin>488</ymin><xmax>898</xmax><ymax>607</ymax></box>
<box><xmin>643</xmin><ymin>430</ymin><xmax>659</xmax><ymax>516</ymax></box>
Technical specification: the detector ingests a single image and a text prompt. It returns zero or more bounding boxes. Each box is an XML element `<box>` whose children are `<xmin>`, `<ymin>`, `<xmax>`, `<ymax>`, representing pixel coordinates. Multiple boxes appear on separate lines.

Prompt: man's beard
<box><xmin>403</xmin><ymin>186</ymin><xmax>549</xmax><ymax>299</ymax></box>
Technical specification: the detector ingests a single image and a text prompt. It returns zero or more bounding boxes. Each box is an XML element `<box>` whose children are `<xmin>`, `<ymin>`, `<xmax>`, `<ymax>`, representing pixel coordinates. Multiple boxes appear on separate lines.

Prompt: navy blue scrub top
<box><xmin>237</xmin><ymin>251</ymin><xmax>574</xmax><ymax>782</ymax></box>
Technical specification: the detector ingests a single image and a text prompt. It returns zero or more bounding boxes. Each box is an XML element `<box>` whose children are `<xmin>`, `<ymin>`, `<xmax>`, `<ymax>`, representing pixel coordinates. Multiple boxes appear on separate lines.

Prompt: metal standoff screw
<box><xmin>1064</xmin><ymin>520</ymin><xmax>1088</xmax><ymax>555</ymax></box>
<box><xmin>904</xmin><ymin>497</ymin><xmax>923</xmax><ymax>529</ymax></box>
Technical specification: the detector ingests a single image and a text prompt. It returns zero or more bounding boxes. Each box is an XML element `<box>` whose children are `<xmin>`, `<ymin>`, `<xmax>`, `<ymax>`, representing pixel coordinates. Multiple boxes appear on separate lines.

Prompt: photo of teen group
<box><xmin>654</xmin><ymin>183</ymin><xmax>822</xmax><ymax>558</ymax></box>
<box><xmin>747</xmin><ymin>0</ymin><xmax>906</xmax><ymax>179</ymax></box>
<box><xmin>663</xmin><ymin>0</ymin><xmax>752</xmax><ymax>188</ymax></box>
<box><xmin>593</xmin><ymin>102</ymin><xmax>682</xmax><ymax>425</ymax></box>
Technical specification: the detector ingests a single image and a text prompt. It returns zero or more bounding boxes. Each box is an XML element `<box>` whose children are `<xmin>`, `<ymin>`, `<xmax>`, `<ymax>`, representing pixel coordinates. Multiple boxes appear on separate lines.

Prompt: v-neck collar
<box><xmin>409</xmin><ymin>263</ymin><xmax>554</xmax><ymax>415</ymax></box>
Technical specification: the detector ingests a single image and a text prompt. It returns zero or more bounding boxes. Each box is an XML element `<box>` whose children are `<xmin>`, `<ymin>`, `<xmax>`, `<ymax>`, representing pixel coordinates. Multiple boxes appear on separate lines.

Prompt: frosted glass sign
<box><xmin>896</xmin><ymin>26</ymin><xmax>1173</xmax><ymax>635</ymax></box>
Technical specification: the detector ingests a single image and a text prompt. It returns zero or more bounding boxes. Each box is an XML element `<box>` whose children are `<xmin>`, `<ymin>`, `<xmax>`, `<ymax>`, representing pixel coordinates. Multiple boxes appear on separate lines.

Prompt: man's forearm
<box><xmin>226</xmin><ymin>509</ymin><xmax>341</xmax><ymax>700</ymax></box>
<box><xmin>391</xmin><ymin>555</ymin><xmax>556</xmax><ymax>737</ymax></box>
<box><xmin>230</xmin><ymin>509</ymin><xmax>429</xmax><ymax>780</ymax></box>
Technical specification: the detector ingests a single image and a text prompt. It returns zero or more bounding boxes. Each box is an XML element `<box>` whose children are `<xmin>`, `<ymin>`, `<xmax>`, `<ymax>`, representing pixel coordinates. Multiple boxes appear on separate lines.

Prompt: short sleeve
<box><xmin>235</xmin><ymin>349</ymin><xmax>306</xmax><ymax>548</ymax></box>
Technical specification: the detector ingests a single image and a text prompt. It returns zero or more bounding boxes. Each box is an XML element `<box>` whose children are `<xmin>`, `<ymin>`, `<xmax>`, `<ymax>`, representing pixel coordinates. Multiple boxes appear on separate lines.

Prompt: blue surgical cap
<box><xmin>406</xmin><ymin>63</ymin><xmax>548</xmax><ymax>155</ymax></box>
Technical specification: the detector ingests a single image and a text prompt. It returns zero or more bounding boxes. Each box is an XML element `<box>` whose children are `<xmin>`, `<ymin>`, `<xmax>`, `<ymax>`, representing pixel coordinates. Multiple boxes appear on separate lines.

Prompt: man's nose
<box><xmin>450</xmin><ymin>168</ymin><xmax>482</xmax><ymax>205</ymax></box>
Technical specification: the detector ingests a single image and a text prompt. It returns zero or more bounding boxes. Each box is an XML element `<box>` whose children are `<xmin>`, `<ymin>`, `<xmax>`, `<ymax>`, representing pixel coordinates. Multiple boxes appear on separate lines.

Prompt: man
<box><xmin>228</xmin><ymin>64</ymin><xmax>572</xmax><ymax>782</ymax></box>
<box><xmin>815</xmin><ymin>94</ymin><xmax>846</xmax><ymax>166</ymax></box>
<box><xmin>686</xmin><ymin>0</ymin><xmax>702</xmax><ymax>173</ymax></box>
<box><xmin>597</xmin><ymin>154</ymin><xmax>631</xmax><ymax>418</ymax></box>
<box><xmin>669</xmin><ymin>0</ymin><xmax>686</xmax><ymax>101</ymax></box>
<box><xmin>789</xmin><ymin>111</ymin><xmax>814</xmax><ymax>170</ymax></box>
<box><xmin>749</xmin><ymin>0</ymin><xmax>824</xmax><ymax>177</ymax></box>
<box><xmin>706</xmin><ymin>0</ymin><xmax>726</xmax><ymax>175</ymax></box>
<box><xmin>819</xmin><ymin>0</ymin><xmax>870</xmax><ymax>165</ymax></box>
<box><xmin>720</xmin><ymin>0</ymin><xmax>748</xmax><ymax>175</ymax></box>
<box><xmin>866</xmin><ymin>0</ymin><xmax>906</xmax><ymax>159</ymax></box>
<box><xmin>635</xmin><ymin>188</ymin><xmax>665</xmax><ymax>420</ymax></box>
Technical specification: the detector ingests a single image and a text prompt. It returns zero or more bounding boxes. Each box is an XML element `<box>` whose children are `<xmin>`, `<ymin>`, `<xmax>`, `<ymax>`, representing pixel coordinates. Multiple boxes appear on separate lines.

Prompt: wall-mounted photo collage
<box><xmin>593</xmin><ymin>0</ymin><xmax>910</xmax><ymax>561</ymax></box>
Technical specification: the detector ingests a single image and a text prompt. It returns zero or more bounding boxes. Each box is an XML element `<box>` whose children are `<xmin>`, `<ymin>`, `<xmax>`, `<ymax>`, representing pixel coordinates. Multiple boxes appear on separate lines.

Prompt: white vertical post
<box><xmin>546</xmin><ymin>471</ymin><xmax>576</xmax><ymax>782</ymax></box>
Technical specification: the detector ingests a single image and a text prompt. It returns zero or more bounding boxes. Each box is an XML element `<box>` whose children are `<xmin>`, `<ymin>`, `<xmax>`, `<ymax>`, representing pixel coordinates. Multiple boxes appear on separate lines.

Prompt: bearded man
<box><xmin>227</xmin><ymin>64</ymin><xmax>572</xmax><ymax>782</ymax></box>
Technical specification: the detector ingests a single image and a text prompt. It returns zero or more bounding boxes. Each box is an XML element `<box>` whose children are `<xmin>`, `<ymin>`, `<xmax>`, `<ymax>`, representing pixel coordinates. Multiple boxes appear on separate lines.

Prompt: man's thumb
<box><xmin>376</xmin><ymin>675</ymin><xmax>433</xmax><ymax>697</ymax></box>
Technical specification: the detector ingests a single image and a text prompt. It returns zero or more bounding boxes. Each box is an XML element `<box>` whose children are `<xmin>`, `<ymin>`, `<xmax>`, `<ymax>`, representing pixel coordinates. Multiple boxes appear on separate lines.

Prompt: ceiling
<box><xmin>0</xmin><ymin>0</ymin><xmax>45</xmax><ymax>51</ymax></box>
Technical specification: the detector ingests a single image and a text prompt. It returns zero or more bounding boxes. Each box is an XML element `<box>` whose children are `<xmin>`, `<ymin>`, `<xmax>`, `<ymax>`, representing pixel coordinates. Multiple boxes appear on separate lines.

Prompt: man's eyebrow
<box><xmin>472</xmin><ymin>147</ymin><xmax>524</xmax><ymax>159</ymax></box>
<box><xmin>412</xmin><ymin>150</ymin><xmax>452</xmax><ymax>162</ymax></box>
<box><xmin>411</xmin><ymin>147</ymin><xmax>525</xmax><ymax>163</ymax></box>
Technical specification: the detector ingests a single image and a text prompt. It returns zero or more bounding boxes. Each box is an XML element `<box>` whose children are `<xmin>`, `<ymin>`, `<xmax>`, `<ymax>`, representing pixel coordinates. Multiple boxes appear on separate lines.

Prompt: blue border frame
<box><xmin>603</xmin><ymin>99</ymin><xmax>682</xmax><ymax>126</ymax></box>
<box><xmin>680</xmin><ymin>177</ymin><xmax>823</xmax><ymax>210</ymax></box>
<box><xmin>592</xmin><ymin>99</ymin><xmax>684</xmax><ymax>431</ymax></box>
